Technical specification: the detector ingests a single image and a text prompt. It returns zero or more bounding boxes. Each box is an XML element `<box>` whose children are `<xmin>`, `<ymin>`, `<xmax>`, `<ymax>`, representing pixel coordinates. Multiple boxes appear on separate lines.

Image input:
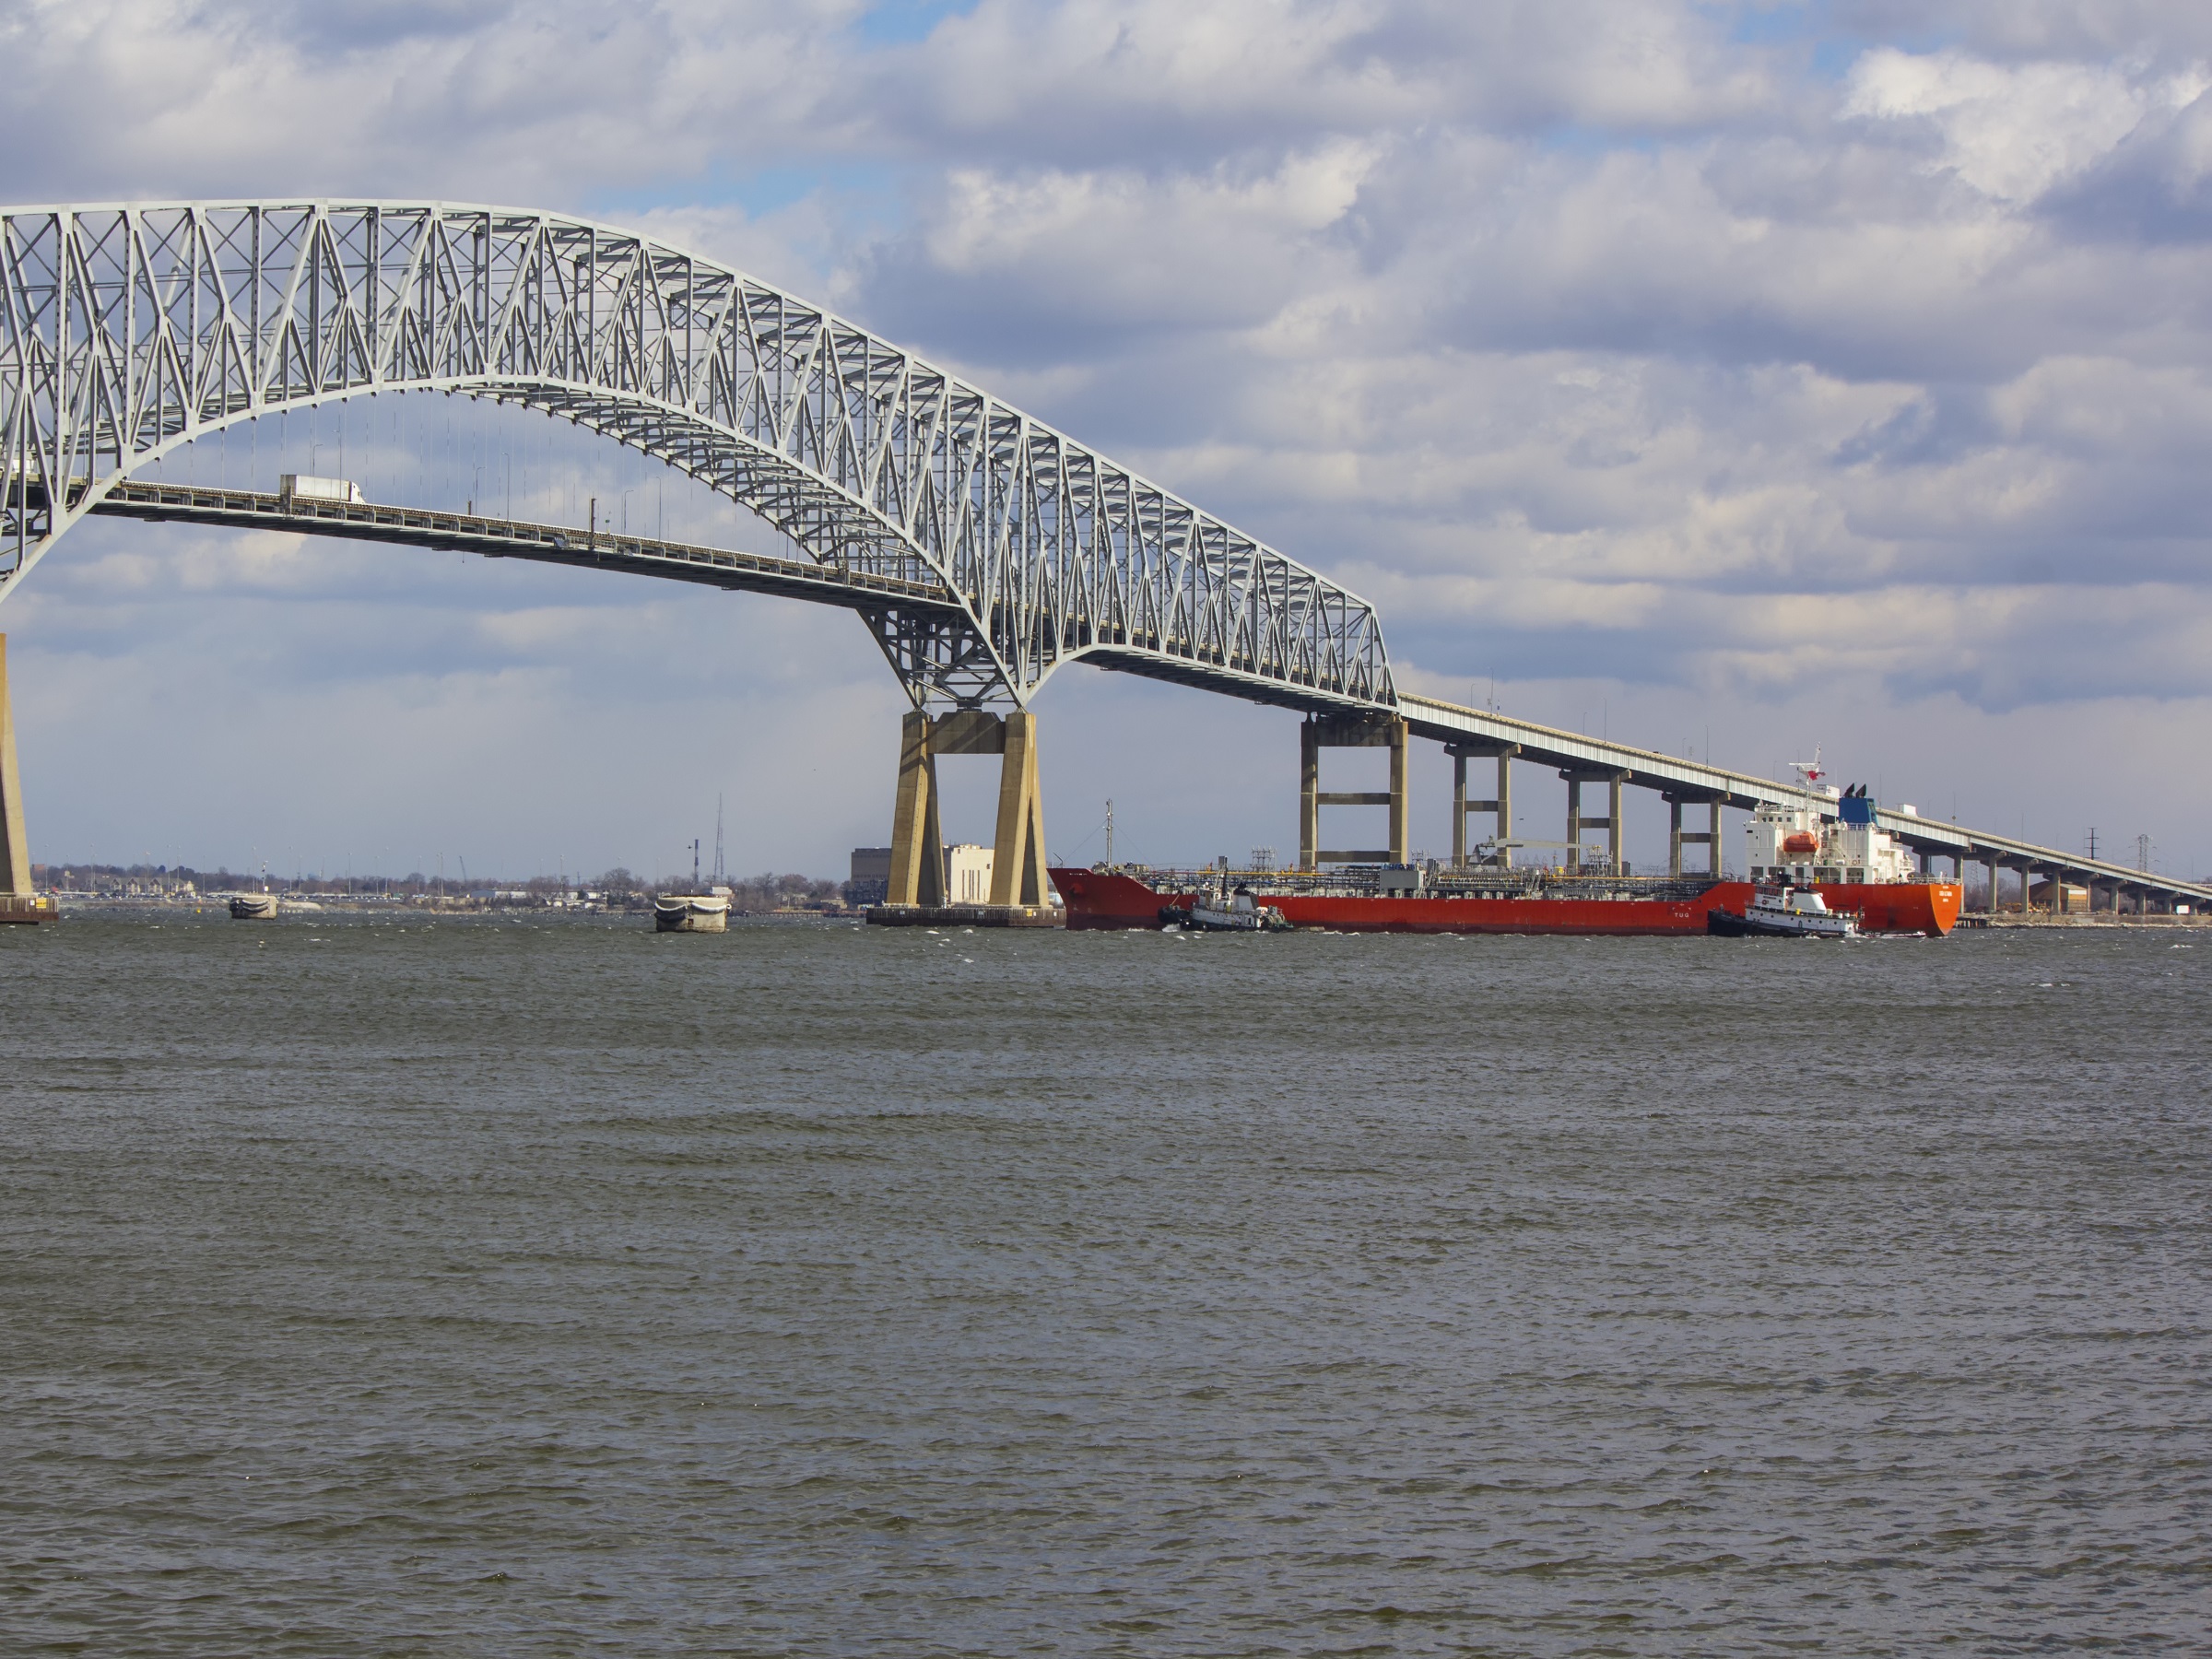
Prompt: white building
<box><xmin>946</xmin><ymin>843</ymin><xmax>994</xmax><ymax>903</ymax></box>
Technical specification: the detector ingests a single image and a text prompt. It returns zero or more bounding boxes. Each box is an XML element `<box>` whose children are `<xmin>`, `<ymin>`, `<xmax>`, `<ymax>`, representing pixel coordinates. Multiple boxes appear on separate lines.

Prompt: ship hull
<box><xmin>1050</xmin><ymin>870</ymin><xmax>1962</xmax><ymax>937</ymax></box>
<box><xmin>1813</xmin><ymin>881</ymin><xmax>1961</xmax><ymax>935</ymax></box>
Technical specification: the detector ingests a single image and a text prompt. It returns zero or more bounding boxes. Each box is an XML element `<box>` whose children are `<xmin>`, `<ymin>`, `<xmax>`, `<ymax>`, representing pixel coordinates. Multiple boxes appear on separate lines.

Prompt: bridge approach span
<box><xmin>0</xmin><ymin>200</ymin><xmax>1394</xmax><ymax>715</ymax></box>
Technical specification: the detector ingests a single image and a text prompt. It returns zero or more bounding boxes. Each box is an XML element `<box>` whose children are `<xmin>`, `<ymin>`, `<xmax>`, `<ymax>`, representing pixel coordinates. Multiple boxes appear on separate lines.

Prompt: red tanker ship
<box><xmin>1053</xmin><ymin>866</ymin><xmax>1959</xmax><ymax>935</ymax></box>
<box><xmin>1050</xmin><ymin>771</ymin><xmax>1960</xmax><ymax>937</ymax></box>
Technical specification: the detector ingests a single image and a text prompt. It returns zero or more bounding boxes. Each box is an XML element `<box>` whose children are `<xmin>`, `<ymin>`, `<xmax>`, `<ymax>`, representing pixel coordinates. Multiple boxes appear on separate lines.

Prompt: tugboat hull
<box><xmin>1707</xmin><ymin>907</ymin><xmax>1853</xmax><ymax>939</ymax></box>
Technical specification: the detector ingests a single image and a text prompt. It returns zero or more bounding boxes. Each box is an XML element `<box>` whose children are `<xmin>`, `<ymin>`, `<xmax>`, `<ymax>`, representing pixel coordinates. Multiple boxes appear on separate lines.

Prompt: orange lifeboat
<box><xmin>1782</xmin><ymin>831</ymin><xmax>1821</xmax><ymax>855</ymax></box>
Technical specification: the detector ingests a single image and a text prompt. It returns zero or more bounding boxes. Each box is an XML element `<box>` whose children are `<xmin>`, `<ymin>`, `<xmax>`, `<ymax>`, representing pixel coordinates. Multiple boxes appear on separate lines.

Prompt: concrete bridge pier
<box><xmin>1665</xmin><ymin>795</ymin><xmax>1724</xmax><ymax>878</ymax></box>
<box><xmin>888</xmin><ymin>710</ymin><xmax>946</xmax><ymax>907</ymax></box>
<box><xmin>881</xmin><ymin>708</ymin><xmax>1052</xmax><ymax>922</ymax></box>
<box><xmin>0</xmin><ymin>635</ymin><xmax>50</xmax><ymax>924</ymax></box>
<box><xmin>1300</xmin><ymin>717</ymin><xmax>1409</xmax><ymax>869</ymax></box>
<box><xmin>1561</xmin><ymin>769</ymin><xmax>1627</xmax><ymax>876</ymax></box>
<box><xmin>1448</xmin><ymin>742</ymin><xmax>1516</xmax><ymax>867</ymax></box>
<box><xmin>0</xmin><ymin>636</ymin><xmax>26</xmax><ymax>893</ymax></box>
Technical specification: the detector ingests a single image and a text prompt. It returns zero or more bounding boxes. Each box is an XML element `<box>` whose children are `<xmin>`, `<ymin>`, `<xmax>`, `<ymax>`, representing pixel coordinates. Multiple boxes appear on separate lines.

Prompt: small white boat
<box><xmin>654</xmin><ymin>893</ymin><xmax>730</xmax><ymax>933</ymax></box>
<box><xmin>228</xmin><ymin>893</ymin><xmax>278</xmax><ymax>920</ymax></box>
<box><xmin>1710</xmin><ymin>887</ymin><xmax>1858</xmax><ymax>939</ymax></box>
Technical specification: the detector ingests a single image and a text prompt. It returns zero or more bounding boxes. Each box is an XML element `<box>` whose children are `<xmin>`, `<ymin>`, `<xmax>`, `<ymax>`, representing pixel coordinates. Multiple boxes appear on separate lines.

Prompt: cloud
<box><xmin>0</xmin><ymin>0</ymin><xmax>859</xmax><ymax>204</ymax></box>
<box><xmin>1843</xmin><ymin>46</ymin><xmax>2207</xmax><ymax>202</ymax></box>
<box><xmin>5</xmin><ymin>1</ymin><xmax>2212</xmax><ymax>871</ymax></box>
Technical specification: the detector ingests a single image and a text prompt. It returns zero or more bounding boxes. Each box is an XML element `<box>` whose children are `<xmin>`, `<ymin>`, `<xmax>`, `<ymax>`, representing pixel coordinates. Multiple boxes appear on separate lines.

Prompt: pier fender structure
<box><xmin>885</xmin><ymin>710</ymin><xmax>1050</xmax><ymax>912</ymax></box>
<box><xmin>1300</xmin><ymin>716</ymin><xmax>1410</xmax><ymax>870</ymax></box>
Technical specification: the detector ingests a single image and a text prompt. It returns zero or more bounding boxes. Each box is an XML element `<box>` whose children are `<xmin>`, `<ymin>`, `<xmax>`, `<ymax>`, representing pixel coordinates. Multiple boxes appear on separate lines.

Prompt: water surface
<box><xmin>4</xmin><ymin>915</ymin><xmax>2206</xmax><ymax>1653</ymax></box>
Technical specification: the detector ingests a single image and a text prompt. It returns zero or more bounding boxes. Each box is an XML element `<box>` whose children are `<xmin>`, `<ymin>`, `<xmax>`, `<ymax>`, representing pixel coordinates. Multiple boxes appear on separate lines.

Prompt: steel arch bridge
<box><xmin>0</xmin><ymin>200</ymin><xmax>1395</xmax><ymax>714</ymax></box>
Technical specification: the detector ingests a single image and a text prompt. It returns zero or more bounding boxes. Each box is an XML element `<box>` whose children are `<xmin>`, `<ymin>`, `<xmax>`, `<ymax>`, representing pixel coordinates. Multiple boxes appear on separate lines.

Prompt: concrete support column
<box><xmin>1452</xmin><ymin>751</ymin><xmax>1467</xmax><ymax>867</ymax></box>
<box><xmin>1985</xmin><ymin>854</ymin><xmax>2000</xmax><ymax>914</ymax></box>
<box><xmin>1668</xmin><ymin>799</ymin><xmax>1682</xmax><ymax>877</ymax></box>
<box><xmin>1498</xmin><ymin>755</ymin><xmax>1513</xmax><ymax>869</ymax></box>
<box><xmin>887</xmin><ymin>709</ymin><xmax>944</xmax><ymax>907</ymax></box>
<box><xmin>1709</xmin><ymin>802</ymin><xmax>1723</xmax><ymax>877</ymax></box>
<box><xmin>1608</xmin><ymin>774</ymin><xmax>1625</xmax><ymax>876</ymax></box>
<box><xmin>1565</xmin><ymin>778</ymin><xmax>1582</xmax><ymax>874</ymax></box>
<box><xmin>1388</xmin><ymin>720</ymin><xmax>1409</xmax><ymax>865</ymax></box>
<box><xmin>987</xmin><ymin>711</ymin><xmax>1048</xmax><ymax>908</ymax></box>
<box><xmin>1300</xmin><ymin>721</ymin><xmax>1320</xmax><ymax>871</ymax></box>
<box><xmin>0</xmin><ymin>635</ymin><xmax>28</xmax><ymax>897</ymax></box>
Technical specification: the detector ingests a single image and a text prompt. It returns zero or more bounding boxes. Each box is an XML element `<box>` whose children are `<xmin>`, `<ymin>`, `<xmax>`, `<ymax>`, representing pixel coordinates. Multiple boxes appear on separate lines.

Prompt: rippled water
<box><xmin>3</xmin><ymin>913</ymin><xmax>2207</xmax><ymax>1654</ymax></box>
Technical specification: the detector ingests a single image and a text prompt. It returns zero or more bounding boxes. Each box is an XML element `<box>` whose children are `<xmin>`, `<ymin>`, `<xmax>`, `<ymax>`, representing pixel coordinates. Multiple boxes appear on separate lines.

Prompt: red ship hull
<box><xmin>1049</xmin><ymin>869</ymin><xmax>1962</xmax><ymax>936</ymax></box>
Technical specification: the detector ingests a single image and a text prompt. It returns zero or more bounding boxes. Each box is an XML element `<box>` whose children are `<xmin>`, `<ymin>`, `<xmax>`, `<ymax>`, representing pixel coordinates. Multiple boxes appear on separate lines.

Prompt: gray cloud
<box><xmin>4</xmin><ymin>0</ymin><xmax>2210</xmax><ymax>871</ymax></box>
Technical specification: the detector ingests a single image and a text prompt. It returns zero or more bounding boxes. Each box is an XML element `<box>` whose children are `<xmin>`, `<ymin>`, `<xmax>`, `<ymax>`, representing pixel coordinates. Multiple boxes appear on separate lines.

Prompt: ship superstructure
<box><xmin>1745</xmin><ymin>758</ymin><xmax>1919</xmax><ymax>887</ymax></box>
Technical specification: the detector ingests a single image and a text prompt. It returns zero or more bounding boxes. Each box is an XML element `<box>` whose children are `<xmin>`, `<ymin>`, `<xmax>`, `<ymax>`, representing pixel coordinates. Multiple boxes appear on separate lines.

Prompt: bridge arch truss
<box><xmin>0</xmin><ymin>200</ymin><xmax>1395</xmax><ymax>713</ymax></box>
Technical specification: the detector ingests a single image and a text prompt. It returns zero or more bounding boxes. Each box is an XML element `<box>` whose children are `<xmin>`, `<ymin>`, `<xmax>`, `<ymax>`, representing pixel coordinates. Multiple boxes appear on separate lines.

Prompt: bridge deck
<box><xmin>86</xmin><ymin>482</ymin><xmax>963</xmax><ymax>617</ymax></box>
<box><xmin>74</xmin><ymin>480</ymin><xmax>1399</xmax><ymax>720</ymax></box>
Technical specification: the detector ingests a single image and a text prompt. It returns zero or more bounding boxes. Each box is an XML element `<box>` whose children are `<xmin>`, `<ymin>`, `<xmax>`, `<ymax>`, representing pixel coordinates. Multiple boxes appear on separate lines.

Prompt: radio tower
<box><xmin>713</xmin><ymin>794</ymin><xmax>726</xmax><ymax>885</ymax></box>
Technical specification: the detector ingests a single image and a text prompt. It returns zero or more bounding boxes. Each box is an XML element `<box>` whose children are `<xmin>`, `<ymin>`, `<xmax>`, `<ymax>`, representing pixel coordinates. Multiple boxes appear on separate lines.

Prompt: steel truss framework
<box><xmin>0</xmin><ymin>201</ymin><xmax>1396</xmax><ymax>712</ymax></box>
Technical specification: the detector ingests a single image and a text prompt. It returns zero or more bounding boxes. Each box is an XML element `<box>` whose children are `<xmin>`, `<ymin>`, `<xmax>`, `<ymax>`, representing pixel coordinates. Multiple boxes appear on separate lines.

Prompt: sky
<box><xmin>5</xmin><ymin>0</ymin><xmax>2212</xmax><ymax>883</ymax></box>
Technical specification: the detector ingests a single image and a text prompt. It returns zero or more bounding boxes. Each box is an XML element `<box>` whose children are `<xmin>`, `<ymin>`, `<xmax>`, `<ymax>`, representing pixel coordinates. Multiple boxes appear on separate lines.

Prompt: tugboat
<box><xmin>1708</xmin><ymin>887</ymin><xmax>1857</xmax><ymax>939</ymax></box>
<box><xmin>1164</xmin><ymin>887</ymin><xmax>1294</xmax><ymax>933</ymax></box>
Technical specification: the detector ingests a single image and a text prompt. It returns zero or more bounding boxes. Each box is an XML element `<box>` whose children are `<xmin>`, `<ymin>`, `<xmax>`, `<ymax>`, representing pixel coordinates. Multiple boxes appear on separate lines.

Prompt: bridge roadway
<box><xmin>81</xmin><ymin>482</ymin><xmax>2212</xmax><ymax>912</ymax></box>
<box><xmin>87</xmin><ymin>479</ymin><xmax>963</xmax><ymax>617</ymax></box>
